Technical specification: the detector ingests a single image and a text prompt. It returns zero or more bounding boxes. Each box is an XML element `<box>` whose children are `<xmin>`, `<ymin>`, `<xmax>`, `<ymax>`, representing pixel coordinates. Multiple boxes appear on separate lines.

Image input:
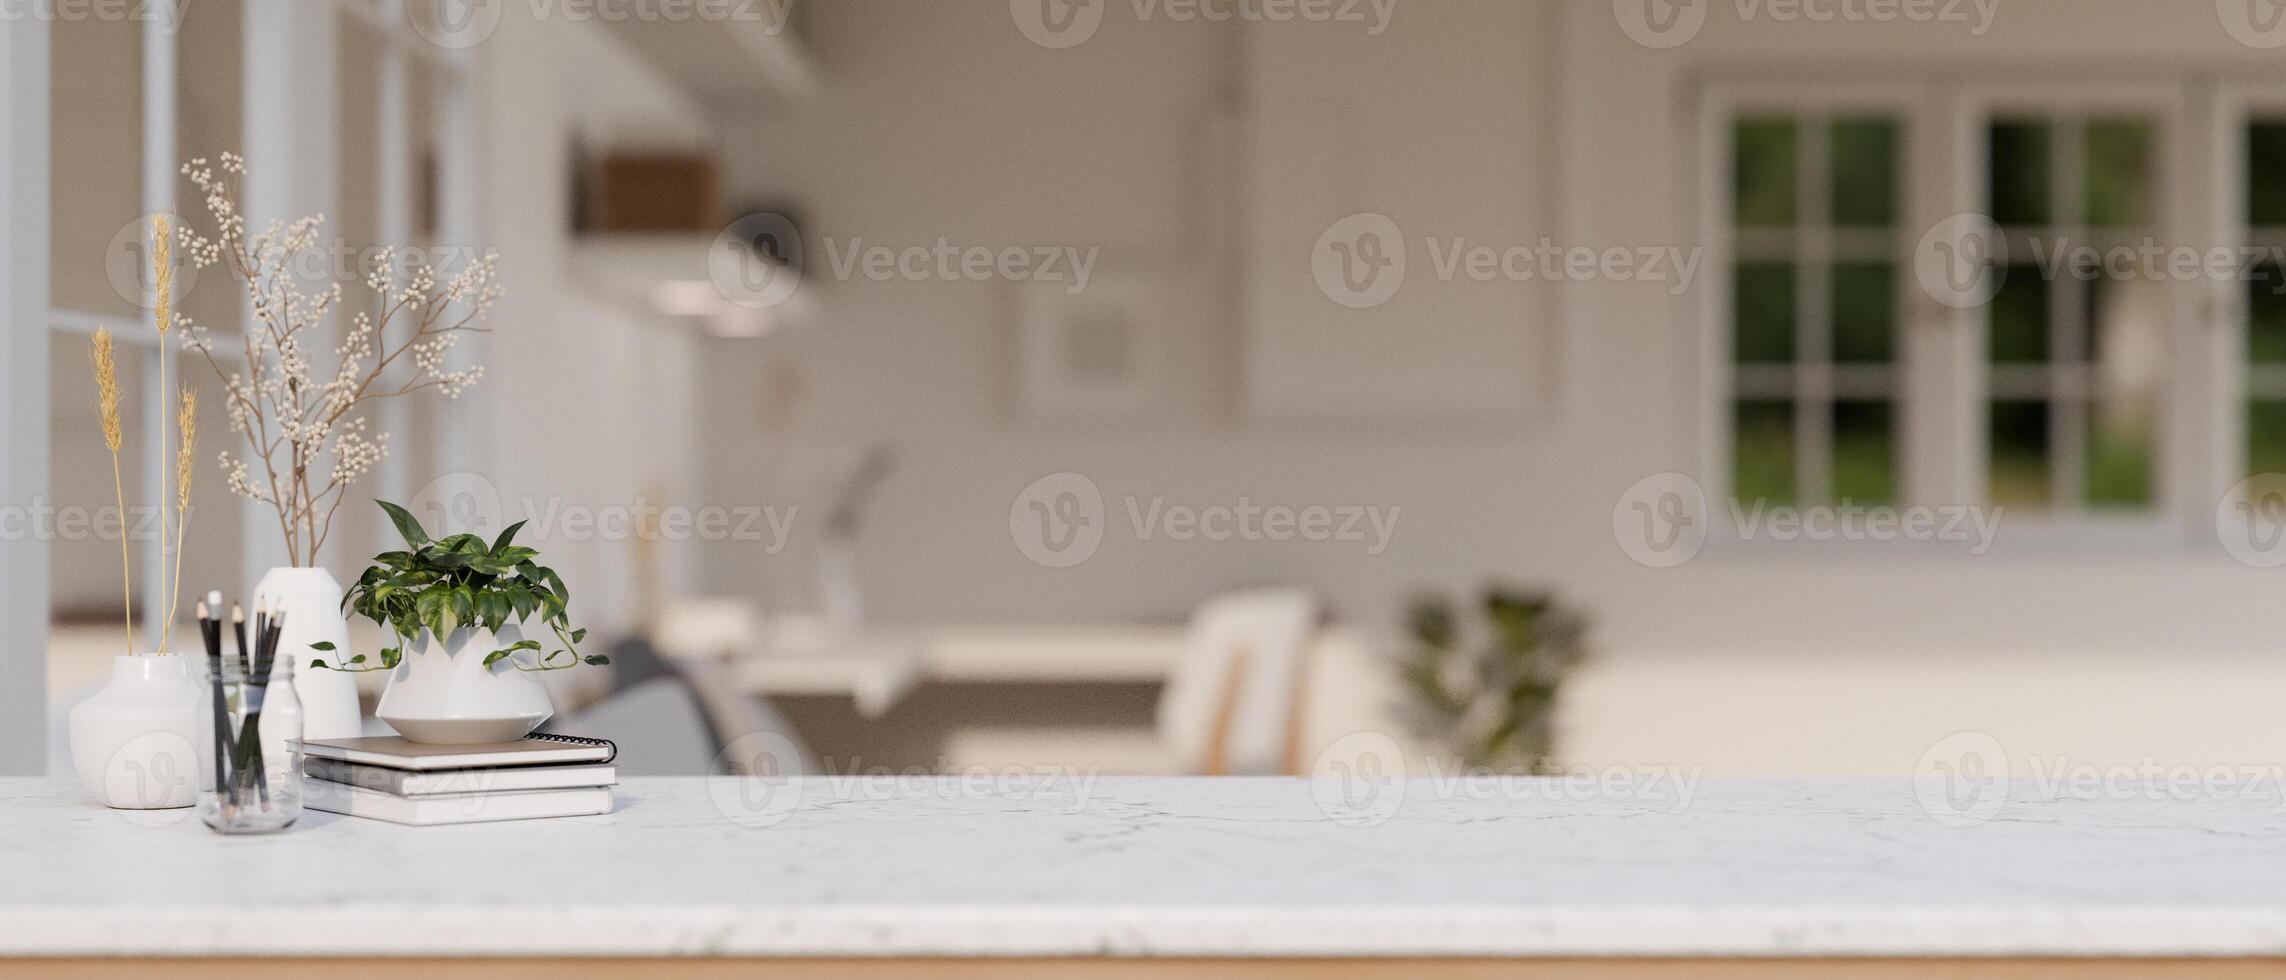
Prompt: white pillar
<box><xmin>241</xmin><ymin>0</ymin><xmax>339</xmax><ymax>577</ymax></box>
<box><xmin>1</xmin><ymin>14</ymin><xmax>54</xmax><ymax>775</ymax></box>
<box><xmin>140</xmin><ymin>5</ymin><xmax>177</xmax><ymax>650</ymax></box>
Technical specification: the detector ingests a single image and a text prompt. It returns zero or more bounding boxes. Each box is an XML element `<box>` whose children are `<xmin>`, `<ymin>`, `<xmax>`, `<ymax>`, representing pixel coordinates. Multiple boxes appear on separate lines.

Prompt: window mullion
<box><xmin>1798</xmin><ymin>116</ymin><xmax>1834</xmax><ymax>505</ymax></box>
<box><xmin>2051</xmin><ymin>118</ymin><xmax>2090</xmax><ymax>511</ymax></box>
<box><xmin>1903</xmin><ymin>85</ymin><xmax>1982</xmax><ymax>509</ymax></box>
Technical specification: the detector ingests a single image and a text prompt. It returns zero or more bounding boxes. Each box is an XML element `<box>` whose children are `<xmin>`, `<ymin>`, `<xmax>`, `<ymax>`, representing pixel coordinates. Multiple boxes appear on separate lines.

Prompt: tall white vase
<box><xmin>69</xmin><ymin>654</ymin><xmax>204</xmax><ymax>809</ymax></box>
<box><xmin>254</xmin><ymin>567</ymin><xmax>363</xmax><ymax>739</ymax></box>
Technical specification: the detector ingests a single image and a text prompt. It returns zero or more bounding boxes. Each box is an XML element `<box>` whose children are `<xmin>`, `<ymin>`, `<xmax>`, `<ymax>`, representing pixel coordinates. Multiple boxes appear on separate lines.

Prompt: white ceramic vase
<box><xmin>69</xmin><ymin>654</ymin><xmax>204</xmax><ymax>809</ymax></box>
<box><xmin>254</xmin><ymin>566</ymin><xmax>363</xmax><ymax>739</ymax></box>
<box><xmin>375</xmin><ymin>623</ymin><xmax>556</xmax><ymax>744</ymax></box>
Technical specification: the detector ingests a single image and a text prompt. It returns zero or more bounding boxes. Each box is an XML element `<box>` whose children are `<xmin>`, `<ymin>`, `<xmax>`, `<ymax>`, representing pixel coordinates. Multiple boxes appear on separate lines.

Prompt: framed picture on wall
<box><xmin>1015</xmin><ymin>273</ymin><xmax>1170</xmax><ymax>421</ymax></box>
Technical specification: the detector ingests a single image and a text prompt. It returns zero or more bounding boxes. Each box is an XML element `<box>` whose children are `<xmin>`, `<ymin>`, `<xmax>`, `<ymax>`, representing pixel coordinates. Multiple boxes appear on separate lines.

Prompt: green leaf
<box><xmin>310</xmin><ymin>641</ymin><xmax>336</xmax><ymax>652</ymax></box>
<box><xmin>348</xmin><ymin>654</ymin><xmax>367</xmax><ymax>664</ymax></box>
<box><xmin>583</xmin><ymin>655</ymin><xmax>611</xmax><ymax>666</ymax></box>
<box><xmin>492</xmin><ymin>520</ymin><xmax>528</xmax><ymax>553</ymax></box>
<box><xmin>376</xmin><ymin>500</ymin><xmax>431</xmax><ymax>549</ymax></box>
<box><xmin>308</xmin><ymin>659</ymin><xmax>328</xmax><ymax>670</ymax></box>
<box><xmin>483</xmin><ymin>649</ymin><xmax>511</xmax><ymax>668</ymax></box>
<box><xmin>570</xmin><ymin>628</ymin><xmax>588</xmax><ymax>643</ymax></box>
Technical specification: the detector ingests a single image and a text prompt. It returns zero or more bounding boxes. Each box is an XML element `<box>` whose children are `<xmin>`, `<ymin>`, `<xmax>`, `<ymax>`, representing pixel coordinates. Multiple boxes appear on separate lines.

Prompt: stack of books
<box><xmin>300</xmin><ymin>733</ymin><xmax>618</xmax><ymax>826</ymax></box>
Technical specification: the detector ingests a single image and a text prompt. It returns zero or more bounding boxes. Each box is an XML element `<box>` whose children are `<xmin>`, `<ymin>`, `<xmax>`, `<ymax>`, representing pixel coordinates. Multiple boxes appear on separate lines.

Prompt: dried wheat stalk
<box><xmin>89</xmin><ymin>329</ymin><xmax>132</xmax><ymax>655</ymax></box>
<box><xmin>167</xmin><ymin>389</ymin><xmax>197</xmax><ymax>654</ymax></box>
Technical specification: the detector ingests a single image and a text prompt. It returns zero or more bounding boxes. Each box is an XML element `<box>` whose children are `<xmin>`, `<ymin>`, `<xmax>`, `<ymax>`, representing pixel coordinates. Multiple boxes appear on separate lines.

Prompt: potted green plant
<box><xmin>318</xmin><ymin>501</ymin><xmax>608</xmax><ymax>744</ymax></box>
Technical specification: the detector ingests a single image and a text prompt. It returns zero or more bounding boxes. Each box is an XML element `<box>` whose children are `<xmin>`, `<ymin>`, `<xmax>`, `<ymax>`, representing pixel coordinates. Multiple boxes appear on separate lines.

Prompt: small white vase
<box><xmin>69</xmin><ymin>655</ymin><xmax>204</xmax><ymax>809</ymax></box>
<box><xmin>254</xmin><ymin>566</ymin><xmax>362</xmax><ymax>739</ymax></box>
<box><xmin>375</xmin><ymin>624</ymin><xmax>555</xmax><ymax>744</ymax></box>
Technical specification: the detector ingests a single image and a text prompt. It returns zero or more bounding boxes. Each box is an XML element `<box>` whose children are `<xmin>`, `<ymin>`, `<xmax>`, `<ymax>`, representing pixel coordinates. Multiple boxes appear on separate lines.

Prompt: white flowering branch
<box><xmin>175</xmin><ymin>153</ymin><xmax>497</xmax><ymax>567</ymax></box>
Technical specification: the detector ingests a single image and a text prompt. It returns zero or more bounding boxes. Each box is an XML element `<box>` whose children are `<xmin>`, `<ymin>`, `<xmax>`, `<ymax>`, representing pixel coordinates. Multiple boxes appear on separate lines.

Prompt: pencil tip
<box><xmin>195</xmin><ymin>600</ymin><xmax>209</xmax><ymax>619</ymax></box>
<box><xmin>230</xmin><ymin>604</ymin><xmax>244</xmax><ymax>623</ymax></box>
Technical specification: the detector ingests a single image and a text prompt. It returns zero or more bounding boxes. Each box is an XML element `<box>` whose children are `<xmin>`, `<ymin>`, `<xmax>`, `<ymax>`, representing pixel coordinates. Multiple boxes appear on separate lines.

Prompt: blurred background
<box><xmin>19</xmin><ymin>0</ymin><xmax>2286</xmax><ymax>780</ymax></box>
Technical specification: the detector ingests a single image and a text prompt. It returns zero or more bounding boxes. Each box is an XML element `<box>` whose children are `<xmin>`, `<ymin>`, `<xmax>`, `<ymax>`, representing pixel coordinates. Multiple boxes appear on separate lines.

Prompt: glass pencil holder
<box><xmin>197</xmin><ymin>655</ymin><xmax>304</xmax><ymax>834</ymax></box>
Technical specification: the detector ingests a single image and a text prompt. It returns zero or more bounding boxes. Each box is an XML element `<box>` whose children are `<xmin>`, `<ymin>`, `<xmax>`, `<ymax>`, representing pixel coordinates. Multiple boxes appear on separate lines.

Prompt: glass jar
<box><xmin>197</xmin><ymin>652</ymin><xmax>304</xmax><ymax>834</ymax></box>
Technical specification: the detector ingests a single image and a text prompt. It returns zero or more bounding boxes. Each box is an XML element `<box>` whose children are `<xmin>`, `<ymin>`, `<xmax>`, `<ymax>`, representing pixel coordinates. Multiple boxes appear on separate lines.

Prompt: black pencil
<box><xmin>197</xmin><ymin>600</ymin><xmax>230</xmax><ymax>802</ymax></box>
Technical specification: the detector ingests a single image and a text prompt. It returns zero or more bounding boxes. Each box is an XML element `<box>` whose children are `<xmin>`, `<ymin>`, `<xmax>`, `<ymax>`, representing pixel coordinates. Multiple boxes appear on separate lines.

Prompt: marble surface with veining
<box><xmin>7</xmin><ymin>776</ymin><xmax>2286</xmax><ymax>958</ymax></box>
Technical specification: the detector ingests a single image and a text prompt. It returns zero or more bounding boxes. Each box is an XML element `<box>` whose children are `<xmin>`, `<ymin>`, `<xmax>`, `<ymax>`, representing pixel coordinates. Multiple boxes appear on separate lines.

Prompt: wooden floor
<box><xmin>10</xmin><ymin>960</ymin><xmax>2286</xmax><ymax>979</ymax></box>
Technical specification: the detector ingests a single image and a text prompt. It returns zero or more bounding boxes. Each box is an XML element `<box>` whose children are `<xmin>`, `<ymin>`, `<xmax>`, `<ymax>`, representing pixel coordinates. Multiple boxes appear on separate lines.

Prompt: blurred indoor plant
<box><xmin>173</xmin><ymin>153</ymin><xmax>498</xmax><ymax>738</ymax></box>
<box><xmin>319</xmin><ymin>501</ymin><xmax>605</xmax><ymax>744</ymax></box>
<box><xmin>1398</xmin><ymin>587</ymin><xmax>1589</xmax><ymax>773</ymax></box>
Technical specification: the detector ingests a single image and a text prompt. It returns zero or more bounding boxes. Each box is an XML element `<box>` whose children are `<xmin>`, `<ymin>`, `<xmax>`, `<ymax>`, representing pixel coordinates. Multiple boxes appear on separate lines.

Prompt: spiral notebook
<box><xmin>298</xmin><ymin>733</ymin><xmax>617</xmax><ymax>771</ymax></box>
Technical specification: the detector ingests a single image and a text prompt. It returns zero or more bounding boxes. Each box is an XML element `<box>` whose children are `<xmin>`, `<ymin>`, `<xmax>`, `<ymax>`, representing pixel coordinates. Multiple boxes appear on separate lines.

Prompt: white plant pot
<box><xmin>69</xmin><ymin>655</ymin><xmax>204</xmax><ymax>809</ymax></box>
<box><xmin>375</xmin><ymin>624</ymin><xmax>556</xmax><ymax>744</ymax></box>
<box><xmin>255</xmin><ymin>566</ymin><xmax>362</xmax><ymax>739</ymax></box>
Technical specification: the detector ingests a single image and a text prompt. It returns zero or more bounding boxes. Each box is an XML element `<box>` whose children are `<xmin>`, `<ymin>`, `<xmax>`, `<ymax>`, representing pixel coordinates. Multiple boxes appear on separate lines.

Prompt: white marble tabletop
<box><xmin>7</xmin><ymin>775</ymin><xmax>2286</xmax><ymax>958</ymax></box>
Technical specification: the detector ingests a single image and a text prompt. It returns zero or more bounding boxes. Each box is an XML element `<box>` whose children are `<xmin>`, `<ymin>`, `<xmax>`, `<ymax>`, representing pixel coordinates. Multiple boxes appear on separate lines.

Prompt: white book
<box><xmin>304</xmin><ymin>780</ymin><xmax>614</xmax><ymax>826</ymax></box>
<box><xmin>305</xmin><ymin>757</ymin><xmax>617</xmax><ymax>797</ymax></box>
<box><xmin>298</xmin><ymin>733</ymin><xmax>616</xmax><ymax>771</ymax></box>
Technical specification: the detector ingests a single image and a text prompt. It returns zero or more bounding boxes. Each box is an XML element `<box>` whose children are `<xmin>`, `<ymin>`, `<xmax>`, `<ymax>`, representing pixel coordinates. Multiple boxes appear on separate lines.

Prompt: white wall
<box><xmin>469</xmin><ymin>8</ymin><xmax>711</xmax><ymax>635</ymax></box>
<box><xmin>681</xmin><ymin>1</ymin><xmax>2286</xmax><ymax>774</ymax></box>
<box><xmin>701</xmin><ymin>0</ymin><xmax>2286</xmax><ymax>633</ymax></box>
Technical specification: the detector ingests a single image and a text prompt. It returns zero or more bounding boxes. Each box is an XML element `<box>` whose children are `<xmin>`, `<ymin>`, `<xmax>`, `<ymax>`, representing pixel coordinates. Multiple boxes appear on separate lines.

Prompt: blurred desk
<box><xmin>734</xmin><ymin>624</ymin><xmax>1186</xmax><ymax>719</ymax></box>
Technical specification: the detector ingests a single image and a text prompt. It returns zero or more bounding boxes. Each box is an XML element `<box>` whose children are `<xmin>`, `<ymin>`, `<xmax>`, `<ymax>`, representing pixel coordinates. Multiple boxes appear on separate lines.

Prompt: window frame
<box><xmin>1699</xmin><ymin>76</ymin><xmax>2229</xmax><ymax>555</ymax></box>
<box><xmin>3</xmin><ymin>1</ymin><xmax>481</xmax><ymax>773</ymax></box>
